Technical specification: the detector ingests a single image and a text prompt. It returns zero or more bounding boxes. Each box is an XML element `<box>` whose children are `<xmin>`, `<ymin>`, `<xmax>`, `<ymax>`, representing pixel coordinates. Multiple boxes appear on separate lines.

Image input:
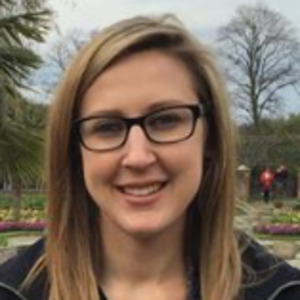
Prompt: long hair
<box><xmin>26</xmin><ymin>14</ymin><xmax>242</xmax><ymax>300</ymax></box>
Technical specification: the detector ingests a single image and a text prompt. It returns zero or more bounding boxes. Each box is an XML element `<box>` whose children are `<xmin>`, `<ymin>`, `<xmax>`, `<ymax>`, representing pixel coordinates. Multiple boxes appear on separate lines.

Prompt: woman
<box><xmin>1</xmin><ymin>14</ymin><xmax>300</xmax><ymax>300</ymax></box>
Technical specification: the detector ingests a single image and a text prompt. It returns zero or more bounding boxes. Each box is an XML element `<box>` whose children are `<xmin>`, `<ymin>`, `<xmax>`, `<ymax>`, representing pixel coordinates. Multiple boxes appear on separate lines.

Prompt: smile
<box><xmin>119</xmin><ymin>182</ymin><xmax>165</xmax><ymax>196</ymax></box>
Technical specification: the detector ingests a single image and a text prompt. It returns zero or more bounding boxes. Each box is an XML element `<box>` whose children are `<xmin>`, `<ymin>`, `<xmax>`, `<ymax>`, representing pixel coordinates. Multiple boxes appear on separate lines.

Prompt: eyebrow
<box><xmin>81</xmin><ymin>99</ymin><xmax>199</xmax><ymax>119</ymax></box>
<box><xmin>146</xmin><ymin>99</ymin><xmax>199</xmax><ymax>111</ymax></box>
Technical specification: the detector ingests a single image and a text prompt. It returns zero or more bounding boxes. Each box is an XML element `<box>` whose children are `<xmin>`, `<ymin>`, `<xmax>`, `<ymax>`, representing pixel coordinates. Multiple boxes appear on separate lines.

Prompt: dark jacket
<box><xmin>241</xmin><ymin>240</ymin><xmax>300</xmax><ymax>300</ymax></box>
<box><xmin>0</xmin><ymin>239</ymin><xmax>47</xmax><ymax>300</ymax></box>
<box><xmin>0</xmin><ymin>238</ymin><xmax>300</xmax><ymax>300</ymax></box>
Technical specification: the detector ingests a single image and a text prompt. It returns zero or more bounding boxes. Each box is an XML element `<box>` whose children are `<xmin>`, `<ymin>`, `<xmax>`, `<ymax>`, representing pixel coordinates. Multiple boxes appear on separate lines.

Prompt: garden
<box><xmin>246</xmin><ymin>199</ymin><xmax>300</xmax><ymax>240</ymax></box>
<box><xmin>1</xmin><ymin>192</ymin><xmax>300</xmax><ymax>249</ymax></box>
<box><xmin>0</xmin><ymin>194</ymin><xmax>46</xmax><ymax>247</ymax></box>
<box><xmin>255</xmin><ymin>212</ymin><xmax>300</xmax><ymax>235</ymax></box>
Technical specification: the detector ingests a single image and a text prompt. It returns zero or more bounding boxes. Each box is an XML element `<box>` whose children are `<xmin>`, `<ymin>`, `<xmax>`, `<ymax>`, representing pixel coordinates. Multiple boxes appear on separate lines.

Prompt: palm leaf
<box><xmin>0</xmin><ymin>46</ymin><xmax>42</xmax><ymax>86</ymax></box>
<box><xmin>0</xmin><ymin>120</ymin><xmax>43</xmax><ymax>185</ymax></box>
<box><xmin>0</xmin><ymin>10</ymin><xmax>51</xmax><ymax>45</ymax></box>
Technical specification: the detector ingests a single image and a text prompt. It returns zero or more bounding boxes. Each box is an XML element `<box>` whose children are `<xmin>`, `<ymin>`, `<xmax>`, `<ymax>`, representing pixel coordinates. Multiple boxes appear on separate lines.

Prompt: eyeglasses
<box><xmin>73</xmin><ymin>104</ymin><xmax>205</xmax><ymax>152</ymax></box>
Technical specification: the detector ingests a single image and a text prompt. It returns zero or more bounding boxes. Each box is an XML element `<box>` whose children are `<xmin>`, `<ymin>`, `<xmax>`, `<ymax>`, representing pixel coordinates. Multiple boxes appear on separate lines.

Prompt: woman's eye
<box><xmin>92</xmin><ymin>121</ymin><xmax>124</xmax><ymax>136</ymax></box>
<box><xmin>150</xmin><ymin>113</ymin><xmax>182</xmax><ymax>129</ymax></box>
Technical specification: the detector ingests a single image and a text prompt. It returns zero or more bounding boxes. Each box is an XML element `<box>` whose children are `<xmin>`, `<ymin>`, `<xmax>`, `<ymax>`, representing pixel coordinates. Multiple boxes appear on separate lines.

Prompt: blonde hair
<box><xmin>26</xmin><ymin>14</ymin><xmax>242</xmax><ymax>300</ymax></box>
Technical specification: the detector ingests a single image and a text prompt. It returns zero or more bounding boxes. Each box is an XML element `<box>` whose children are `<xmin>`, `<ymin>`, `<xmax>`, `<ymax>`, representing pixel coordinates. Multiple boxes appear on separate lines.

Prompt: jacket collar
<box><xmin>241</xmin><ymin>238</ymin><xmax>300</xmax><ymax>300</ymax></box>
<box><xmin>0</xmin><ymin>238</ymin><xmax>48</xmax><ymax>300</ymax></box>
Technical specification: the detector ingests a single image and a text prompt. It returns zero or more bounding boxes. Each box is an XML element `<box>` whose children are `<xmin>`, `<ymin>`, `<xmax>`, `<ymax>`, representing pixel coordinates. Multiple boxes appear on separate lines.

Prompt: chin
<box><xmin>127</xmin><ymin>229</ymin><xmax>161</xmax><ymax>240</ymax></box>
<box><xmin>122</xmin><ymin>224</ymin><xmax>163</xmax><ymax>238</ymax></box>
<box><xmin>120</xmin><ymin>217</ymin><xmax>179</xmax><ymax>240</ymax></box>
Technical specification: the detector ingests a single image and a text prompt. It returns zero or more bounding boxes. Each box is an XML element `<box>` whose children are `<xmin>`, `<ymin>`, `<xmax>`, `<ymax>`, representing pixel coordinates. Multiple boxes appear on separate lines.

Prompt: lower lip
<box><xmin>117</xmin><ymin>184</ymin><xmax>165</xmax><ymax>206</ymax></box>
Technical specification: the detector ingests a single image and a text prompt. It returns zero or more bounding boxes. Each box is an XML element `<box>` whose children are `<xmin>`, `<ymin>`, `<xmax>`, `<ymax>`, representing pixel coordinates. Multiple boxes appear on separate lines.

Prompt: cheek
<box><xmin>181</xmin><ymin>128</ymin><xmax>205</xmax><ymax>188</ymax></box>
<box><xmin>184</xmin><ymin>144</ymin><xmax>204</xmax><ymax>187</ymax></box>
<box><xmin>81</xmin><ymin>150</ymin><xmax>118</xmax><ymax>190</ymax></box>
<box><xmin>164</xmin><ymin>134</ymin><xmax>204</xmax><ymax>185</ymax></box>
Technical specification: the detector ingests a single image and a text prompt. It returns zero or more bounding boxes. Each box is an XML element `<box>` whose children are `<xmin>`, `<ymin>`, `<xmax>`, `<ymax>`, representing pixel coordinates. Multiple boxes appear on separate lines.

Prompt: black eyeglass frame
<box><xmin>73</xmin><ymin>104</ymin><xmax>205</xmax><ymax>152</ymax></box>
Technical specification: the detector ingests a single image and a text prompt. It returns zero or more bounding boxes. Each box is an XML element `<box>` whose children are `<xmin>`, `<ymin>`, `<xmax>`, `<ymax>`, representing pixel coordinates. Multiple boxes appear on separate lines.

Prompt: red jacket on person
<box><xmin>259</xmin><ymin>168</ymin><xmax>274</xmax><ymax>189</ymax></box>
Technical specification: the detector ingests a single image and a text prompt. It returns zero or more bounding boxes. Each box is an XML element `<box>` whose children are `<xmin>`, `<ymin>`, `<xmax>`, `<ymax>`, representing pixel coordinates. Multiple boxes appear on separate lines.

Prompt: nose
<box><xmin>121</xmin><ymin>125</ymin><xmax>157</xmax><ymax>169</ymax></box>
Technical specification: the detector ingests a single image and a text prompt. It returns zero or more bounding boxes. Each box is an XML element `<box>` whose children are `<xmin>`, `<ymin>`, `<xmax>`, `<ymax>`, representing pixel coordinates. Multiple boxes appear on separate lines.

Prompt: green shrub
<box><xmin>292</xmin><ymin>199</ymin><xmax>300</xmax><ymax>211</ymax></box>
<box><xmin>22</xmin><ymin>194</ymin><xmax>46</xmax><ymax>210</ymax></box>
<box><xmin>0</xmin><ymin>195</ymin><xmax>12</xmax><ymax>209</ymax></box>
<box><xmin>0</xmin><ymin>193</ymin><xmax>46</xmax><ymax>210</ymax></box>
<box><xmin>273</xmin><ymin>200</ymin><xmax>283</xmax><ymax>209</ymax></box>
<box><xmin>270</xmin><ymin>212</ymin><xmax>300</xmax><ymax>224</ymax></box>
<box><xmin>0</xmin><ymin>235</ymin><xmax>8</xmax><ymax>247</ymax></box>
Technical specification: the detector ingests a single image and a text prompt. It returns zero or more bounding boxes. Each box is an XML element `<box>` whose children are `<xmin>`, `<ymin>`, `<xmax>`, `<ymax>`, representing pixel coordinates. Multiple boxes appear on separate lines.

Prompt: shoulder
<box><xmin>0</xmin><ymin>238</ymin><xmax>48</xmax><ymax>300</ymax></box>
<box><xmin>242</xmin><ymin>237</ymin><xmax>300</xmax><ymax>300</ymax></box>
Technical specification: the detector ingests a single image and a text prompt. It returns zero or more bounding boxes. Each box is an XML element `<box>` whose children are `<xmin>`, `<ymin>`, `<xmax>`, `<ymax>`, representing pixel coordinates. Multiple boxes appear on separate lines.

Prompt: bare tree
<box><xmin>218</xmin><ymin>3</ymin><xmax>300</xmax><ymax>129</ymax></box>
<box><xmin>33</xmin><ymin>28</ymin><xmax>92</xmax><ymax>99</ymax></box>
<box><xmin>49</xmin><ymin>29</ymin><xmax>88</xmax><ymax>72</ymax></box>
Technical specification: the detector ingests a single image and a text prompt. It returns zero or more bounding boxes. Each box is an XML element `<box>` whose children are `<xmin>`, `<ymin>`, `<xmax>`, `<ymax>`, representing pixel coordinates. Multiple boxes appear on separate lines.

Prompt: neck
<box><xmin>99</xmin><ymin>218</ymin><xmax>186</xmax><ymax>285</ymax></box>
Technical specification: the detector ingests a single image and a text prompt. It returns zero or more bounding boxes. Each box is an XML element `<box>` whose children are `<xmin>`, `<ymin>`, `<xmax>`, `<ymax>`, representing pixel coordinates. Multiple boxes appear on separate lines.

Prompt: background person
<box><xmin>259</xmin><ymin>167</ymin><xmax>274</xmax><ymax>203</ymax></box>
<box><xmin>274</xmin><ymin>164</ymin><xmax>288</xmax><ymax>198</ymax></box>
<box><xmin>0</xmin><ymin>14</ymin><xmax>300</xmax><ymax>300</ymax></box>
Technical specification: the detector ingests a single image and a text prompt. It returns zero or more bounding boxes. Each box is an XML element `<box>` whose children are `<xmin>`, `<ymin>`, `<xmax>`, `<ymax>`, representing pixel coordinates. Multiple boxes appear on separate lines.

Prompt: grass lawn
<box><xmin>256</xmin><ymin>233</ymin><xmax>300</xmax><ymax>241</ymax></box>
<box><xmin>0</xmin><ymin>230</ymin><xmax>42</xmax><ymax>247</ymax></box>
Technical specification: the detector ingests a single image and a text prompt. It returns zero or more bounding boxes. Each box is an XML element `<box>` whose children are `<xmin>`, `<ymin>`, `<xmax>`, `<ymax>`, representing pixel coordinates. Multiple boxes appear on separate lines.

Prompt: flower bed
<box><xmin>254</xmin><ymin>223</ymin><xmax>300</xmax><ymax>235</ymax></box>
<box><xmin>0</xmin><ymin>221</ymin><xmax>46</xmax><ymax>233</ymax></box>
<box><xmin>253</xmin><ymin>210</ymin><xmax>300</xmax><ymax>236</ymax></box>
<box><xmin>0</xmin><ymin>208</ymin><xmax>45</xmax><ymax>222</ymax></box>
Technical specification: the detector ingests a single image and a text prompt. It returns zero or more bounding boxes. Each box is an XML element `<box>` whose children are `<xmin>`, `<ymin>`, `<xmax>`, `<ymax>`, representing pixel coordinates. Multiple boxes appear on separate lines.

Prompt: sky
<box><xmin>48</xmin><ymin>0</ymin><xmax>300</xmax><ymax>41</ymax></box>
<box><xmin>35</xmin><ymin>0</ymin><xmax>300</xmax><ymax>115</ymax></box>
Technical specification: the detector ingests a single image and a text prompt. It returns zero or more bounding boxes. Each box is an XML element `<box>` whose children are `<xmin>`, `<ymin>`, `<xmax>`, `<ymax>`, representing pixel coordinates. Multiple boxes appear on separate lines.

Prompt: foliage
<box><xmin>238</xmin><ymin>114</ymin><xmax>300</xmax><ymax>175</ymax></box>
<box><xmin>0</xmin><ymin>193</ymin><xmax>46</xmax><ymax>210</ymax></box>
<box><xmin>273</xmin><ymin>200</ymin><xmax>283</xmax><ymax>209</ymax></box>
<box><xmin>255</xmin><ymin>233</ymin><xmax>300</xmax><ymax>241</ymax></box>
<box><xmin>0</xmin><ymin>193</ymin><xmax>46</xmax><ymax>223</ymax></box>
<box><xmin>218</xmin><ymin>3</ymin><xmax>300</xmax><ymax>128</ymax></box>
<box><xmin>270</xmin><ymin>212</ymin><xmax>300</xmax><ymax>224</ymax></box>
<box><xmin>0</xmin><ymin>230</ymin><xmax>42</xmax><ymax>247</ymax></box>
<box><xmin>0</xmin><ymin>194</ymin><xmax>46</xmax><ymax>232</ymax></box>
<box><xmin>8</xmin><ymin>99</ymin><xmax>49</xmax><ymax>130</ymax></box>
<box><xmin>292</xmin><ymin>200</ymin><xmax>300</xmax><ymax>211</ymax></box>
<box><xmin>0</xmin><ymin>120</ymin><xmax>44</xmax><ymax>183</ymax></box>
<box><xmin>254</xmin><ymin>210</ymin><xmax>300</xmax><ymax>235</ymax></box>
<box><xmin>0</xmin><ymin>234</ymin><xmax>8</xmax><ymax>247</ymax></box>
<box><xmin>0</xmin><ymin>0</ymin><xmax>51</xmax><ymax>220</ymax></box>
<box><xmin>0</xmin><ymin>207</ymin><xmax>45</xmax><ymax>221</ymax></box>
<box><xmin>0</xmin><ymin>0</ymin><xmax>52</xmax><ymax>92</ymax></box>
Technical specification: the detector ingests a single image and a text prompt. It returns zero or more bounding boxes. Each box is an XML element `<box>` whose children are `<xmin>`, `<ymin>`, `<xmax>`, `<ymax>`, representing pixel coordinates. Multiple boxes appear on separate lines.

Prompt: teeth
<box><xmin>122</xmin><ymin>183</ymin><xmax>162</xmax><ymax>196</ymax></box>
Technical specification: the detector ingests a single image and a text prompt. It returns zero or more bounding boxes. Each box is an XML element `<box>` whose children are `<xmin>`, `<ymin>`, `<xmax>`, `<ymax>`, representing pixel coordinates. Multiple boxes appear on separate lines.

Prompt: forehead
<box><xmin>80</xmin><ymin>50</ymin><xmax>198</xmax><ymax>117</ymax></box>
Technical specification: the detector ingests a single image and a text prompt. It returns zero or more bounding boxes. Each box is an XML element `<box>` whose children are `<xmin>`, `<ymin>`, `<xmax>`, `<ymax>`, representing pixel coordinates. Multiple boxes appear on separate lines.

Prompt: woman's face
<box><xmin>80</xmin><ymin>50</ymin><xmax>206</xmax><ymax>238</ymax></box>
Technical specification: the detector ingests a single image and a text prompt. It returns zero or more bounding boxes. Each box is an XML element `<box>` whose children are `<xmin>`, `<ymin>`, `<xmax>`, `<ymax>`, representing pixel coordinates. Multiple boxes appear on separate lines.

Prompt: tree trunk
<box><xmin>12</xmin><ymin>183</ymin><xmax>22</xmax><ymax>221</ymax></box>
